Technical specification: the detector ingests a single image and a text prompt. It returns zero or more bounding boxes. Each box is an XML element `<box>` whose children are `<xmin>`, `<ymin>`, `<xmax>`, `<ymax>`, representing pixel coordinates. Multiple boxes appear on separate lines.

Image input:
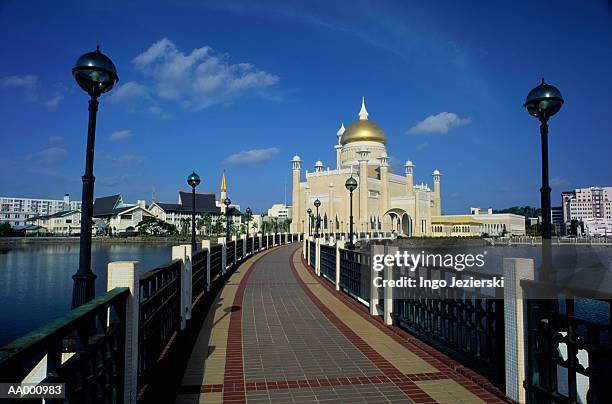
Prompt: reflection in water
<box><xmin>0</xmin><ymin>242</ymin><xmax>172</xmax><ymax>346</ymax></box>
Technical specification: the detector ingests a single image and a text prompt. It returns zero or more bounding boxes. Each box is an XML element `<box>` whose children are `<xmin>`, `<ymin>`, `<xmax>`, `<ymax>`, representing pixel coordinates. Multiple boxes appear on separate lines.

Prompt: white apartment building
<box><xmin>562</xmin><ymin>187</ymin><xmax>612</xmax><ymax>233</ymax></box>
<box><xmin>28</xmin><ymin>210</ymin><xmax>81</xmax><ymax>235</ymax></box>
<box><xmin>267</xmin><ymin>203</ymin><xmax>292</xmax><ymax>219</ymax></box>
<box><xmin>0</xmin><ymin>194</ymin><xmax>82</xmax><ymax>227</ymax></box>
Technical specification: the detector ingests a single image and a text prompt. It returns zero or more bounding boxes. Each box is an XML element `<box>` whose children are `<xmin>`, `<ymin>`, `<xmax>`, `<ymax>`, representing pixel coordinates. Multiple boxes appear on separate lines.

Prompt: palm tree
<box><xmin>201</xmin><ymin>213</ymin><xmax>212</xmax><ymax>235</ymax></box>
<box><xmin>179</xmin><ymin>217</ymin><xmax>190</xmax><ymax>236</ymax></box>
<box><xmin>251</xmin><ymin>222</ymin><xmax>258</xmax><ymax>234</ymax></box>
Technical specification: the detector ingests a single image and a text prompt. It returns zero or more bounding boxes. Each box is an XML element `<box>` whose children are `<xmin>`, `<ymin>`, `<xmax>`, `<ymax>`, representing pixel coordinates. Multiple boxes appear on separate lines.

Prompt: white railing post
<box><xmin>370</xmin><ymin>244</ymin><xmax>383</xmax><ymax>316</ymax></box>
<box><xmin>303</xmin><ymin>236</ymin><xmax>307</xmax><ymax>259</ymax></box>
<box><xmin>217</xmin><ymin>237</ymin><xmax>227</xmax><ymax>274</ymax></box>
<box><xmin>383</xmin><ymin>245</ymin><xmax>397</xmax><ymax>326</ymax></box>
<box><xmin>107</xmin><ymin>261</ymin><xmax>139</xmax><ymax>404</ymax></box>
<box><xmin>503</xmin><ymin>257</ymin><xmax>534</xmax><ymax>403</ymax></box>
<box><xmin>315</xmin><ymin>237</ymin><xmax>321</xmax><ymax>275</ymax></box>
<box><xmin>202</xmin><ymin>240</ymin><xmax>212</xmax><ymax>291</ymax></box>
<box><xmin>335</xmin><ymin>241</ymin><xmax>345</xmax><ymax>291</ymax></box>
<box><xmin>172</xmin><ymin>244</ymin><xmax>192</xmax><ymax>329</ymax></box>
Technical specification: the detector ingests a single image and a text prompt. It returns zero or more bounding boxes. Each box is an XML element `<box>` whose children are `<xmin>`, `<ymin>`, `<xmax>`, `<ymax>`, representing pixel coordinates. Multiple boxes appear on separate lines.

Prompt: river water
<box><xmin>0</xmin><ymin>242</ymin><xmax>173</xmax><ymax>346</ymax></box>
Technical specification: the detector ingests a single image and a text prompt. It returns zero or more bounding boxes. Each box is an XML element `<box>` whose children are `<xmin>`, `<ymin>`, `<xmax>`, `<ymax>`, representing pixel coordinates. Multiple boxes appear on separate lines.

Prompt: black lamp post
<box><xmin>524</xmin><ymin>78</ymin><xmax>564</xmax><ymax>281</ymax></box>
<box><xmin>187</xmin><ymin>171</ymin><xmax>200</xmax><ymax>251</ymax></box>
<box><xmin>307</xmin><ymin>208</ymin><xmax>312</xmax><ymax>236</ymax></box>
<box><xmin>224</xmin><ymin>197</ymin><xmax>232</xmax><ymax>241</ymax></box>
<box><xmin>345</xmin><ymin>176</ymin><xmax>358</xmax><ymax>249</ymax></box>
<box><xmin>245</xmin><ymin>207</ymin><xmax>252</xmax><ymax>240</ymax></box>
<box><xmin>71</xmin><ymin>46</ymin><xmax>118</xmax><ymax>309</ymax></box>
<box><xmin>314</xmin><ymin>199</ymin><xmax>321</xmax><ymax>238</ymax></box>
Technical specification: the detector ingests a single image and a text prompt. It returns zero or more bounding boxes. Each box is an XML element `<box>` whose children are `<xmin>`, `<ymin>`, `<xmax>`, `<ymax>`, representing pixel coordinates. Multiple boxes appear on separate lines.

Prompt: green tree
<box><xmin>200</xmin><ymin>213</ymin><xmax>212</xmax><ymax>235</ymax></box>
<box><xmin>0</xmin><ymin>222</ymin><xmax>12</xmax><ymax>237</ymax></box>
<box><xmin>179</xmin><ymin>217</ymin><xmax>190</xmax><ymax>236</ymax></box>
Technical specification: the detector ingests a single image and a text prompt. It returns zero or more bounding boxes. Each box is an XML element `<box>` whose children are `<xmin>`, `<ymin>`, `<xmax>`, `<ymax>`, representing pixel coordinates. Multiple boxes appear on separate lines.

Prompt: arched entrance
<box><xmin>383</xmin><ymin>208</ymin><xmax>411</xmax><ymax>236</ymax></box>
<box><xmin>401</xmin><ymin>213</ymin><xmax>412</xmax><ymax>237</ymax></box>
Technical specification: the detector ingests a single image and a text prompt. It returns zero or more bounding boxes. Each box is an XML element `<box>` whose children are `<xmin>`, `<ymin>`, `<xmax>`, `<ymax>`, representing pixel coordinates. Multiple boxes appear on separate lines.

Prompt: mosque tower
<box><xmin>220</xmin><ymin>171</ymin><xmax>227</xmax><ymax>205</ymax></box>
<box><xmin>291</xmin><ymin>155</ymin><xmax>302</xmax><ymax>233</ymax></box>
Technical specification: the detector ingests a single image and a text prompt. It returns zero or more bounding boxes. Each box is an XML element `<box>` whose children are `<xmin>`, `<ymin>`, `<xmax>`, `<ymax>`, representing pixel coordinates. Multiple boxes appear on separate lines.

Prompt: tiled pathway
<box><xmin>175</xmin><ymin>244</ymin><xmax>507</xmax><ymax>403</ymax></box>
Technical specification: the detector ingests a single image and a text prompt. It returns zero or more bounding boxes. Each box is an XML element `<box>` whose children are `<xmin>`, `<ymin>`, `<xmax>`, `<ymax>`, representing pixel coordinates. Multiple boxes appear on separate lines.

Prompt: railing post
<box><xmin>107</xmin><ymin>261</ymin><xmax>139</xmax><ymax>404</ymax></box>
<box><xmin>370</xmin><ymin>245</ymin><xmax>383</xmax><ymax>316</ymax></box>
<box><xmin>172</xmin><ymin>244</ymin><xmax>192</xmax><ymax>329</ymax></box>
<box><xmin>383</xmin><ymin>245</ymin><xmax>397</xmax><ymax>326</ymax></box>
<box><xmin>335</xmin><ymin>240</ymin><xmax>344</xmax><ymax>291</ymax></box>
<box><xmin>303</xmin><ymin>236</ymin><xmax>307</xmax><ymax>259</ymax></box>
<box><xmin>315</xmin><ymin>237</ymin><xmax>321</xmax><ymax>275</ymax></box>
<box><xmin>217</xmin><ymin>237</ymin><xmax>227</xmax><ymax>274</ymax></box>
<box><xmin>202</xmin><ymin>240</ymin><xmax>212</xmax><ymax>292</ymax></box>
<box><xmin>503</xmin><ymin>257</ymin><xmax>534</xmax><ymax>403</ymax></box>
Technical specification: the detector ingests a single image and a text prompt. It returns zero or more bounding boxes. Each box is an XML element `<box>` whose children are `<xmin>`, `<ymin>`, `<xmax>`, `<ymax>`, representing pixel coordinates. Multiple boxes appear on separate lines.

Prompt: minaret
<box><xmin>432</xmin><ymin>169</ymin><xmax>441</xmax><ymax>215</ymax></box>
<box><xmin>358</xmin><ymin>147</ymin><xmax>370</xmax><ymax>227</ymax></box>
<box><xmin>328</xmin><ymin>182</ymin><xmax>335</xmax><ymax>232</ymax></box>
<box><xmin>359</xmin><ymin>96</ymin><xmax>369</xmax><ymax>120</ymax></box>
<box><xmin>220</xmin><ymin>171</ymin><xmax>227</xmax><ymax>213</ymax></box>
<box><xmin>291</xmin><ymin>155</ymin><xmax>302</xmax><ymax>233</ymax></box>
<box><xmin>378</xmin><ymin>153</ymin><xmax>390</xmax><ymax>221</ymax></box>
<box><xmin>405</xmin><ymin>161</ymin><xmax>414</xmax><ymax>196</ymax></box>
<box><xmin>335</xmin><ymin>122</ymin><xmax>345</xmax><ymax>169</ymax></box>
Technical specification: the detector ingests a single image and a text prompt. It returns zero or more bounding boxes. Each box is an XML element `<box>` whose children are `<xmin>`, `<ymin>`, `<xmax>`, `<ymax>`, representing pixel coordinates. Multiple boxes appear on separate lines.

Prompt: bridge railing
<box><xmin>0</xmin><ymin>232</ymin><xmax>303</xmax><ymax>403</ymax></box>
<box><xmin>319</xmin><ymin>244</ymin><xmax>336</xmax><ymax>284</ymax></box>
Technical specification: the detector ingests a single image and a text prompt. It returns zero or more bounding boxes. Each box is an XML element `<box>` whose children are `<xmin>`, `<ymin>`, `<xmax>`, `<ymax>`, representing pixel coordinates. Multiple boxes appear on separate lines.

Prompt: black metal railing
<box><xmin>254</xmin><ymin>235</ymin><xmax>260</xmax><ymax>251</ymax></box>
<box><xmin>309</xmin><ymin>240</ymin><xmax>316</xmax><ymax>269</ymax></box>
<box><xmin>274</xmin><ymin>234</ymin><xmax>280</xmax><ymax>245</ymax></box>
<box><xmin>192</xmin><ymin>249</ymin><xmax>207</xmax><ymax>302</ymax></box>
<box><xmin>393</xmin><ymin>265</ymin><xmax>505</xmax><ymax>390</ymax></box>
<box><xmin>521</xmin><ymin>280</ymin><xmax>612</xmax><ymax>403</ymax></box>
<box><xmin>281</xmin><ymin>233</ymin><xmax>286</xmax><ymax>244</ymax></box>
<box><xmin>246</xmin><ymin>237</ymin><xmax>253</xmax><ymax>255</ymax></box>
<box><xmin>319</xmin><ymin>244</ymin><xmax>336</xmax><ymax>283</ymax></box>
<box><xmin>339</xmin><ymin>248</ymin><xmax>371</xmax><ymax>303</ymax></box>
<box><xmin>268</xmin><ymin>234</ymin><xmax>273</xmax><ymax>246</ymax></box>
<box><xmin>261</xmin><ymin>234</ymin><xmax>267</xmax><ymax>249</ymax></box>
<box><xmin>0</xmin><ymin>288</ymin><xmax>129</xmax><ymax>403</ymax></box>
<box><xmin>210</xmin><ymin>244</ymin><xmax>222</xmax><ymax>280</ymax></box>
<box><xmin>226</xmin><ymin>241</ymin><xmax>236</xmax><ymax>267</ymax></box>
<box><xmin>138</xmin><ymin>259</ymin><xmax>182</xmax><ymax>386</ymax></box>
<box><xmin>236</xmin><ymin>239</ymin><xmax>244</xmax><ymax>261</ymax></box>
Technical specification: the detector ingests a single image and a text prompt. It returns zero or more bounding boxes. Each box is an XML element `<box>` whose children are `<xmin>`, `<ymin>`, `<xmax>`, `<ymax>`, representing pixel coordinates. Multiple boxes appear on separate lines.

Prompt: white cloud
<box><xmin>44</xmin><ymin>95</ymin><xmax>63</xmax><ymax>108</ymax></box>
<box><xmin>109</xmin><ymin>130</ymin><xmax>132</xmax><ymax>141</ymax></box>
<box><xmin>48</xmin><ymin>136</ymin><xmax>64</xmax><ymax>145</ymax></box>
<box><xmin>224</xmin><ymin>147</ymin><xmax>280</xmax><ymax>164</ymax></box>
<box><xmin>110</xmin><ymin>154</ymin><xmax>144</xmax><ymax>166</ymax></box>
<box><xmin>415</xmin><ymin>142</ymin><xmax>429</xmax><ymax>151</ymax></box>
<box><xmin>25</xmin><ymin>147</ymin><xmax>68</xmax><ymax>165</ymax></box>
<box><xmin>408</xmin><ymin>112</ymin><xmax>471</xmax><ymax>135</ymax></box>
<box><xmin>128</xmin><ymin>38</ymin><xmax>279</xmax><ymax>110</ymax></box>
<box><xmin>551</xmin><ymin>177</ymin><xmax>570</xmax><ymax>187</ymax></box>
<box><xmin>0</xmin><ymin>75</ymin><xmax>38</xmax><ymax>101</ymax></box>
<box><xmin>108</xmin><ymin>81</ymin><xmax>151</xmax><ymax>103</ymax></box>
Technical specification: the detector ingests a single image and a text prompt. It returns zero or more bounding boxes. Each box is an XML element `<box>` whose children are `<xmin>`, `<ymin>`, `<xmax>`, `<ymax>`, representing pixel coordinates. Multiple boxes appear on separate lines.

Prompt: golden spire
<box><xmin>221</xmin><ymin>171</ymin><xmax>227</xmax><ymax>192</ymax></box>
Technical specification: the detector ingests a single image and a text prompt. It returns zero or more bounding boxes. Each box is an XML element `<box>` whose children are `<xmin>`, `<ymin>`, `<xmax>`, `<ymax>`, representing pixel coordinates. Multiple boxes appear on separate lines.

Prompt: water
<box><xmin>0</xmin><ymin>242</ymin><xmax>173</xmax><ymax>346</ymax></box>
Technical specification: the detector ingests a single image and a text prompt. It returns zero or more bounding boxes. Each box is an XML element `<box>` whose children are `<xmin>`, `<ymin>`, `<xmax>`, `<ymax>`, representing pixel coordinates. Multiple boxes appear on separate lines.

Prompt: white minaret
<box><xmin>433</xmin><ymin>169</ymin><xmax>441</xmax><ymax>216</ymax></box>
<box><xmin>378</xmin><ymin>153</ymin><xmax>390</xmax><ymax>224</ymax></box>
<box><xmin>315</xmin><ymin>160</ymin><xmax>324</xmax><ymax>173</ymax></box>
<box><xmin>335</xmin><ymin>122</ymin><xmax>345</xmax><ymax>169</ymax></box>
<box><xmin>359</xmin><ymin>96</ymin><xmax>369</xmax><ymax>120</ymax></box>
<box><xmin>358</xmin><ymin>147</ymin><xmax>370</xmax><ymax>227</ymax></box>
<box><xmin>328</xmin><ymin>183</ymin><xmax>335</xmax><ymax>233</ymax></box>
<box><xmin>405</xmin><ymin>161</ymin><xmax>414</xmax><ymax>196</ymax></box>
<box><xmin>291</xmin><ymin>155</ymin><xmax>302</xmax><ymax>233</ymax></box>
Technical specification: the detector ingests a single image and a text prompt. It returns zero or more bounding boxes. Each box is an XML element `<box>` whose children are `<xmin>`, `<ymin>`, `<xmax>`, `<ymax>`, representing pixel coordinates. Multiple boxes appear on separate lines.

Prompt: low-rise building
<box><xmin>27</xmin><ymin>210</ymin><xmax>81</xmax><ymax>235</ymax></box>
<box><xmin>267</xmin><ymin>203</ymin><xmax>292</xmax><ymax>219</ymax></box>
<box><xmin>431</xmin><ymin>207</ymin><xmax>526</xmax><ymax>237</ymax></box>
<box><xmin>583</xmin><ymin>218</ymin><xmax>612</xmax><ymax>237</ymax></box>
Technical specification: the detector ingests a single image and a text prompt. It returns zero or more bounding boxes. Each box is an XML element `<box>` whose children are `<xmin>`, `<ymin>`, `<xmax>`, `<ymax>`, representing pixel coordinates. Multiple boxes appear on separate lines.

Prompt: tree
<box><xmin>212</xmin><ymin>213</ymin><xmax>225</xmax><ymax>236</ymax></box>
<box><xmin>0</xmin><ymin>222</ymin><xmax>12</xmax><ymax>237</ymax></box>
<box><xmin>137</xmin><ymin>217</ymin><xmax>178</xmax><ymax>236</ymax></box>
<box><xmin>179</xmin><ymin>217</ymin><xmax>191</xmax><ymax>236</ymax></box>
<box><xmin>251</xmin><ymin>222</ymin><xmax>258</xmax><ymax>233</ymax></box>
<box><xmin>200</xmin><ymin>213</ymin><xmax>212</xmax><ymax>235</ymax></box>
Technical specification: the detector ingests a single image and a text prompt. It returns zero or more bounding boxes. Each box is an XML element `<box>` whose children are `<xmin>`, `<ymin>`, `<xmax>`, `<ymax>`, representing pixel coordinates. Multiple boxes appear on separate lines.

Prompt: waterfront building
<box><xmin>562</xmin><ymin>187</ymin><xmax>612</xmax><ymax>232</ymax></box>
<box><xmin>267</xmin><ymin>203</ymin><xmax>292</xmax><ymax>219</ymax></box>
<box><xmin>93</xmin><ymin>195</ymin><xmax>153</xmax><ymax>235</ymax></box>
<box><xmin>0</xmin><ymin>193</ymin><xmax>81</xmax><ymax>227</ymax></box>
<box><xmin>27</xmin><ymin>210</ymin><xmax>81</xmax><ymax>235</ymax></box>
<box><xmin>551</xmin><ymin>206</ymin><xmax>565</xmax><ymax>235</ymax></box>
<box><xmin>583</xmin><ymin>218</ymin><xmax>612</xmax><ymax>237</ymax></box>
<box><xmin>290</xmin><ymin>98</ymin><xmax>440</xmax><ymax>236</ymax></box>
<box><xmin>431</xmin><ymin>207</ymin><xmax>526</xmax><ymax>237</ymax></box>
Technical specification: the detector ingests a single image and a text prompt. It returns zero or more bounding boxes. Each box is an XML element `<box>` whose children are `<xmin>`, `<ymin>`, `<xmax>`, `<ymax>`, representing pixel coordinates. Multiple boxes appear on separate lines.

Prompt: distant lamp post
<box><xmin>224</xmin><ymin>197</ymin><xmax>232</xmax><ymax>241</ymax></box>
<box><xmin>187</xmin><ymin>171</ymin><xmax>201</xmax><ymax>251</ymax></box>
<box><xmin>524</xmin><ymin>78</ymin><xmax>564</xmax><ymax>280</ymax></box>
<box><xmin>71</xmin><ymin>45</ymin><xmax>118</xmax><ymax>309</ymax></box>
<box><xmin>345</xmin><ymin>176</ymin><xmax>358</xmax><ymax>249</ymax></box>
<box><xmin>245</xmin><ymin>207</ymin><xmax>252</xmax><ymax>239</ymax></box>
<box><xmin>307</xmin><ymin>208</ymin><xmax>312</xmax><ymax>236</ymax></box>
<box><xmin>314</xmin><ymin>199</ymin><xmax>321</xmax><ymax>238</ymax></box>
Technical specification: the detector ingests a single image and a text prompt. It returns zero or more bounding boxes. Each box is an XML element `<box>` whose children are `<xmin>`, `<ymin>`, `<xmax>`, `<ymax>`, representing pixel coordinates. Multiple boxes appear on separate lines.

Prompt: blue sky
<box><xmin>1</xmin><ymin>0</ymin><xmax>611</xmax><ymax>214</ymax></box>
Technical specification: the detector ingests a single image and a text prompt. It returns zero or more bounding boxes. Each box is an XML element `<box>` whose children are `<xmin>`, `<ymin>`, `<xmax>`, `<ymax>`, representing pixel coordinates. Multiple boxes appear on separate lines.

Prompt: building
<box><xmin>290</xmin><ymin>98</ymin><xmax>440</xmax><ymax>236</ymax></box>
<box><xmin>93</xmin><ymin>194</ymin><xmax>153</xmax><ymax>235</ymax></box>
<box><xmin>267</xmin><ymin>203</ymin><xmax>292</xmax><ymax>219</ymax></box>
<box><xmin>27</xmin><ymin>210</ymin><xmax>81</xmax><ymax>235</ymax></box>
<box><xmin>0</xmin><ymin>193</ymin><xmax>81</xmax><ymax>227</ymax></box>
<box><xmin>551</xmin><ymin>206</ymin><xmax>564</xmax><ymax>235</ymax></box>
<box><xmin>431</xmin><ymin>207</ymin><xmax>526</xmax><ymax>237</ymax></box>
<box><xmin>562</xmin><ymin>187</ymin><xmax>612</xmax><ymax>231</ymax></box>
<box><xmin>583</xmin><ymin>218</ymin><xmax>612</xmax><ymax>237</ymax></box>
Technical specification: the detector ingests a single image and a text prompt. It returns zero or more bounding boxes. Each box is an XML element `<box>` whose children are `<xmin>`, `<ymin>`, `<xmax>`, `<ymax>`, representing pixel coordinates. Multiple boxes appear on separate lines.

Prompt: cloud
<box><xmin>108</xmin><ymin>81</ymin><xmax>151</xmax><ymax>103</ymax></box>
<box><xmin>125</xmin><ymin>38</ymin><xmax>279</xmax><ymax>110</ymax></box>
<box><xmin>415</xmin><ymin>142</ymin><xmax>429</xmax><ymax>151</ymax></box>
<box><xmin>44</xmin><ymin>94</ymin><xmax>63</xmax><ymax>108</ymax></box>
<box><xmin>0</xmin><ymin>75</ymin><xmax>38</xmax><ymax>101</ymax></box>
<box><xmin>48</xmin><ymin>136</ymin><xmax>64</xmax><ymax>145</ymax></box>
<box><xmin>551</xmin><ymin>177</ymin><xmax>570</xmax><ymax>187</ymax></box>
<box><xmin>109</xmin><ymin>130</ymin><xmax>132</xmax><ymax>141</ymax></box>
<box><xmin>224</xmin><ymin>147</ymin><xmax>280</xmax><ymax>164</ymax></box>
<box><xmin>110</xmin><ymin>154</ymin><xmax>144</xmax><ymax>166</ymax></box>
<box><xmin>25</xmin><ymin>147</ymin><xmax>68</xmax><ymax>165</ymax></box>
<box><xmin>98</xmin><ymin>175</ymin><xmax>128</xmax><ymax>187</ymax></box>
<box><xmin>408</xmin><ymin>112</ymin><xmax>472</xmax><ymax>135</ymax></box>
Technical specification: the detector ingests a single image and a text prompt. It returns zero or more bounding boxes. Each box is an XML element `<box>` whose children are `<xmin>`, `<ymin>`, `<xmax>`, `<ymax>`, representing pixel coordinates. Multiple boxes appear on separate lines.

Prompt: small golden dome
<box><xmin>340</xmin><ymin>119</ymin><xmax>387</xmax><ymax>145</ymax></box>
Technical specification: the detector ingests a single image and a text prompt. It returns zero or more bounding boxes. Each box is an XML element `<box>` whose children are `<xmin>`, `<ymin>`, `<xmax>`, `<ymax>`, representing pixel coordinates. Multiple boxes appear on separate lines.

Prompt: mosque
<box><xmin>290</xmin><ymin>98</ymin><xmax>441</xmax><ymax>236</ymax></box>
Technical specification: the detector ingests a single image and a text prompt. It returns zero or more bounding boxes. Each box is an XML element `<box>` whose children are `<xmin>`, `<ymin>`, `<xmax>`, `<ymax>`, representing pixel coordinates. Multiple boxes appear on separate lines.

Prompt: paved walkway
<box><xmin>175</xmin><ymin>244</ymin><xmax>506</xmax><ymax>403</ymax></box>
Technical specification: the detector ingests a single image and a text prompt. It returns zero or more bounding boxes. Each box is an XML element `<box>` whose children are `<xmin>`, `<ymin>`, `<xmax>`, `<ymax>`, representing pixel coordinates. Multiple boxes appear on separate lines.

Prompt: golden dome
<box><xmin>340</xmin><ymin>119</ymin><xmax>387</xmax><ymax>145</ymax></box>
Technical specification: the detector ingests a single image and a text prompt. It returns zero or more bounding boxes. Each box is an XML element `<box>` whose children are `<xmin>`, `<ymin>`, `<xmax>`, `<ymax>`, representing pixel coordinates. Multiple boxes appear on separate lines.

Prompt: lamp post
<box><xmin>224</xmin><ymin>197</ymin><xmax>232</xmax><ymax>241</ymax></box>
<box><xmin>314</xmin><ymin>199</ymin><xmax>321</xmax><ymax>238</ymax></box>
<box><xmin>524</xmin><ymin>78</ymin><xmax>564</xmax><ymax>281</ymax></box>
<box><xmin>307</xmin><ymin>208</ymin><xmax>312</xmax><ymax>236</ymax></box>
<box><xmin>71</xmin><ymin>46</ymin><xmax>118</xmax><ymax>309</ymax></box>
<box><xmin>187</xmin><ymin>171</ymin><xmax>200</xmax><ymax>251</ymax></box>
<box><xmin>345</xmin><ymin>176</ymin><xmax>358</xmax><ymax>249</ymax></box>
<box><xmin>245</xmin><ymin>207</ymin><xmax>252</xmax><ymax>240</ymax></box>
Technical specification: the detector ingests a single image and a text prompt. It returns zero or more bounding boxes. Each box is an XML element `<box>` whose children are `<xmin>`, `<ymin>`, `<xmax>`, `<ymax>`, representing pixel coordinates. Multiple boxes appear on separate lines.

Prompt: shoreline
<box><xmin>0</xmin><ymin>236</ymin><xmax>203</xmax><ymax>245</ymax></box>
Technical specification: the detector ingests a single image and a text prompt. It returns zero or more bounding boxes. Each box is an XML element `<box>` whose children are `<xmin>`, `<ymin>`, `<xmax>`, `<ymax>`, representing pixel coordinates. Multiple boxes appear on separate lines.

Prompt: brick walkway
<box><xmin>175</xmin><ymin>244</ymin><xmax>507</xmax><ymax>403</ymax></box>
